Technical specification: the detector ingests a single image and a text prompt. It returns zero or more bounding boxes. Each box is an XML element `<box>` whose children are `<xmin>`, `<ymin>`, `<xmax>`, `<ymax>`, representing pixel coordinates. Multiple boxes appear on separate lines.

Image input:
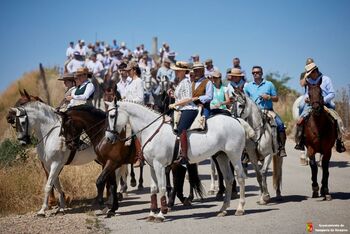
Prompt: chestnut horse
<box><xmin>58</xmin><ymin>105</ymin><xmax>136</xmax><ymax>217</ymax></box>
<box><xmin>304</xmin><ymin>80</ymin><xmax>337</xmax><ymax>200</ymax></box>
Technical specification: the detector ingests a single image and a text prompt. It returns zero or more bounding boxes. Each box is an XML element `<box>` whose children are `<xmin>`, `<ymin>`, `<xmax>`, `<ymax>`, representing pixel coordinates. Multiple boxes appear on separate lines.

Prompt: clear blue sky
<box><xmin>1</xmin><ymin>0</ymin><xmax>350</xmax><ymax>95</ymax></box>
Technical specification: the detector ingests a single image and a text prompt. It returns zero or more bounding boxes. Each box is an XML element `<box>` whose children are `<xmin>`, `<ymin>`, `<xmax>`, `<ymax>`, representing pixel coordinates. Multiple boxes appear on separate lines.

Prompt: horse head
<box><xmin>230</xmin><ymin>88</ymin><xmax>247</xmax><ymax>118</ymax></box>
<box><xmin>105</xmin><ymin>98</ymin><xmax>128</xmax><ymax>142</ymax></box>
<box><xmin>307</xmin><ymin>79</ymin><xmax>323</xmax><ymax>114</ymax></box>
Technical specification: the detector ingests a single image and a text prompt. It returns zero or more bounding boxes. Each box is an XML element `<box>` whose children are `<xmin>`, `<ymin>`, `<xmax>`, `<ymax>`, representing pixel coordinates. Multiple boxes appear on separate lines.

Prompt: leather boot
<box><xmin>278</xmin><ymin>131</ymin><xmax>287</xmax><ymax>157</ymax></box>
<box><xmin>336</xmin><ymin>139</ymin><xmax>346</xmax><ymax>153</ymax></box>
<box><xmin>174</xmin><ymin>131</ymin><xmax>189</xmax><ymax>165</ymax></box>
<box><xmin>294</xmin><ymin>124</ymin><xmax>305</xmax><ymax>150</ymax></box>
<box><xmin>133</xmin><ymin>138</ymin><xmax>144</xmax><ymax>168</ymax></box>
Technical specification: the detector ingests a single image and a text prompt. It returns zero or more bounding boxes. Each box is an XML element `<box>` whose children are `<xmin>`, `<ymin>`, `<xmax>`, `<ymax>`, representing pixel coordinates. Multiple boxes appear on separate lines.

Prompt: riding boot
<box><xmin>278</xmin><ymin>131</ymin><xmax>287</xmax><ymax>157</ymax></box>
<box><xmin>336</xmin><ymin>139</ymin><xmax>346</xmax><ymax>153</ymax></box>
<box><xmin>294</xmin><ymin>124</ymin><xmax>305</xmax><ymax>151</ymax></box>
<box><xmin>133</xmin><ymin>138</ymin><xmax>144</xmax><ymax>168</ymax></box>
<box><xmin>174</xmin><ymin>131</ymin><xmax>189</xmax><ymax>165</ymax></box>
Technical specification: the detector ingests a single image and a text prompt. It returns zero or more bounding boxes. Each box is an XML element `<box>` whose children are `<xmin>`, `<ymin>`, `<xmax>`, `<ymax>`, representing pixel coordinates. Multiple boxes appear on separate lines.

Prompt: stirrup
<box><xmin>336</xmin><ymin>140</ymin><xmax>346</xmax><ymax>153</ymax></box>
<box><xmin>279</xmin><ymin>147</ymin><xmax>287</xmax><ymax>157</ymax></box>
<box><xmin>294</xmin><ymin>143</ymin><xmax>305</xmax><ymax>151</ymax></box>
<box><xmin>173</xmin><ymin>156</ymin><xmax>188</xmax><ymax>165</ymax></box>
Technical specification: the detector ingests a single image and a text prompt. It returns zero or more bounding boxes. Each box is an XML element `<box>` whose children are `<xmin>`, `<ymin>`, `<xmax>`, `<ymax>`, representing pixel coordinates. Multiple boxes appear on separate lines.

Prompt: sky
<box><xmin>1</xmin><ymin>0</ymin><xmax>350</xmax><ymax>96</ymax></box>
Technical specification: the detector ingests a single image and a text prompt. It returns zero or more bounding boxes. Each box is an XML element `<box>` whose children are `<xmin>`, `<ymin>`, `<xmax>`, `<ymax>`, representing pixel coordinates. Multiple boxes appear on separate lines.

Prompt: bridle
<box><xmin>10</xmin><ymin>107</ymin><xmax>30</xmax><ymax>143</ymax></box>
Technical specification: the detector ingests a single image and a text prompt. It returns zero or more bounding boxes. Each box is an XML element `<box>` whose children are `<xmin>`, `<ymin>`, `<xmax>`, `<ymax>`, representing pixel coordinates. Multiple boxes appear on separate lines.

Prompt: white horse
<box><xmin>231</xmin><ymin>90</ymin><xmax>283</xmax><ymax>204</ymax></box>
<box><xmin>8</xmin><ymin>94</ymin><xmax>127</xmax><ymax>217</ymax></box>
<box><xmin>105</xmin><ymin>100</ymin><xmax>247</xmax><ymax>221</ymax></box>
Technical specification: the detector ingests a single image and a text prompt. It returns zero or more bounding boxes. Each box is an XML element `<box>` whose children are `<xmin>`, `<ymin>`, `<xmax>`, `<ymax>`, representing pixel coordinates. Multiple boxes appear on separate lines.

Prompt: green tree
<box><xmin>264</xmin><ymin>72</ymin><xmax>298</xmax><ymax>97</ymax></box>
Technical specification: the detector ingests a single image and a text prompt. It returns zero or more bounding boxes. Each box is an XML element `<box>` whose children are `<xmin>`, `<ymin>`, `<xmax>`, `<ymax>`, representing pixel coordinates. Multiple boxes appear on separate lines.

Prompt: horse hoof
<box><xmin>105</xmin><ymin>210</ymin><xmax>115</xmax><ymax>218</ymax></box>
<box><xmin>324</xmin><ymin>195</ymin><xmax>332</xmax><ymax>201</ymax></box>
<box><xmin>275</xmin><ymin>195</ymin><xmax>283</xmax><ymax>202</ymax></box>
<box><xmin>217</xmin><ymin>211</ymin><xmax>227</xmax><ymax>217</ymax></box>
<box><xmin>55</xmin><ymin>209</ymin><xmax>65</xmax><ymax>216</ymax></box>
<box><xmin>36</xmin><ymin>213</ymin><xmax>46</xmax><ymax>218</ymax></box>
<box><xmin>130</xmin><ymin>180</ymin><xmax>137</xmax><ymax>187</ymax></box>
<box><xmin>161</xmin><ymin>207</ymin><xmax>168</xmax><ymax>214</ymax></box>
<box><xmin>183</xmin><ymin>198</ymin><xmax>192</xmax><ymax>206</ymax></box>
<box><xmin>257</xmin><ymin>200</ymin><xmax>267</xmax><ymax>205</ymax></box>
<box><xmin>235</xmin><ymin>210</ymin><xmax>245</xmax><ymax>216</ymax></box>
<box><xmin>138</xmin><ymin>184</ymin><xmax>144</xmax><ymax>190</ymax></box>
<box><xmin>215</xmin><ymin>193</ymin><xmax>224</xmax><ymax>201</ymax></box>
<box><xmin>117</xmin><ymin>193</ymin><xmax>123</xmax><ymax>201</ymax></box>
<box><xmin>154</xmin><ymin>217</ymin><xmax>165</xmax><ymax>223</ymax></box>
<box><xmin>146</xmin><ymin>216</ymin><xmax>156</xmax><ymax>222</ymax></box>
<box><xmin>312</xmin><ymin>192</ymin><xmax>319</xmax><ymax>198</ymax></box>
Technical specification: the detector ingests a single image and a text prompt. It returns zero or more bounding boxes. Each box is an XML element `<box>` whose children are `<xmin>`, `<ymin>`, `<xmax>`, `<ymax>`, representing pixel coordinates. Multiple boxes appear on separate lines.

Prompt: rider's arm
<box><xmin>323</xmin><ymin>77</ymin><xmax>335</xmax><ymax>104</ymax></box>
<box><xmin>199</xmin><ymin>81</ymin><xmax>214</xmax><ymax>103</ymax></box>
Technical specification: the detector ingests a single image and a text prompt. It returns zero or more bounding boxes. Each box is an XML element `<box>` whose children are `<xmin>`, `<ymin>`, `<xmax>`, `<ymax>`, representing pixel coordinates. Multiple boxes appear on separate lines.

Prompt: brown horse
<box><xmin>58</xmin><ymin>105</ymin><xmax>137</xmax><ymax>217</ymax></box>
<box><xmin>304</xmin><ymin>80</ymin><xmax>337</xmax><ymax>200</ymax></box>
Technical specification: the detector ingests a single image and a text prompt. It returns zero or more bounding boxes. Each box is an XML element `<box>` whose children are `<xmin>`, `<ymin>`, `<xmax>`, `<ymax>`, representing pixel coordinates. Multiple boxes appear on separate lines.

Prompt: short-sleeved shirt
<box><xmin>243</xmin><ymin>79</ymin><xmax>277</xmax><ymax>110</ymax></box>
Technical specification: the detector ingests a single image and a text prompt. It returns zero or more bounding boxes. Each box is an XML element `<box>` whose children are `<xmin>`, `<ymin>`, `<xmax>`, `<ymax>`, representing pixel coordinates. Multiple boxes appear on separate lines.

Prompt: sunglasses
<box><xmin>252</xmin><ymin>71</ymin><xmax>261</xmax><ymax>75</ymax></box>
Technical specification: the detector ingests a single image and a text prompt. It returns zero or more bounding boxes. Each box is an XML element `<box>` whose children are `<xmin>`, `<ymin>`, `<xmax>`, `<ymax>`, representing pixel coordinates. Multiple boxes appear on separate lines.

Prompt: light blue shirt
<box><xmin>305</xmin><ymin>74</ymin><xmax>335</xmax><ymax>107</ymax></box>
<box><xmin>194</xmin><ymin>76</ymin><xmax>213</xmax><ymax>104</ymax></box>
<box><xmin>156</xmin><ymin>66</ymin><xmax>176</xmax><ymax>83</ymax></box>
<box><xmin>243</xmin><ymin>79</ymin><xmax>277</xmax><ymax>110</ymax></box>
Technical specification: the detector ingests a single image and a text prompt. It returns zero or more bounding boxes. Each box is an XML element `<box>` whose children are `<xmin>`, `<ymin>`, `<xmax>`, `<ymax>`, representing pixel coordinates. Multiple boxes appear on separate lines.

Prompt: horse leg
<box><xmin>273</xmin><ymin>154</ymin><xmax>283</xmax><ymax>200</ymax></box>
<box><xmin>165</xmin><ymin>166</ymin><xmax>172</xmax><ymax>199</ymax></box>
<box><xmin>321</xmin><ymin>154</ymin><xmax>332</xmax><ymax>201</ymax></box>
<box><xmin>130</xmin><ymin>164</ymin><xmax>136</xmax><ymax>187</ymax></box>
<box><xmin>96</xmin><ymin>160</ymin><xmax>118</xmax><ymax>211</ymax></box>
<box><xmin>119</xmin><ymin>165</ymin><xmax>128</xmax><ymax>198</ymax></box>
<box><xmin>52</xmin><ymin>177</ymin><xmax>66</xmax><ymax>215</ymax></box>
<box><xmin>261</xmin><ymin>154</ymin><xmax>273</xmax><ymax>203</ymax></box>
<box><xmin>230</xmin><ymin>162</ymin><xmax>238</xmax><ymax>199</ymax></box>
<box><xmin>215</xmin><ymin>153</ymin><xmax>234</xmax><ymax>217</ymax></box>
<box><xmin>138</xmin><ymin>164</ymin><xmax>144</xmax><ymax>190</ymax></box>
<box><xmin>147</xmin><ymin>167</ymin><xmax>158</xmax><ymax>222</ymax></box>
<box><xmin>41</xmin><ymin>162</ymin><xmax>57</xmax><ymax>209</ymax></box>
<box><xmin>213</xmin><ymin>155</ymin><xmax>225</xmax><ymax>201</ymax></box>
<box><xmin>208</xmin><ymin>158</ymin><xmax>216</xmax><ymax>195</ymax></box>
<box><xmin>309</xmin><ymin>155</ymin><xmax>319</xmax><ymax>198</ymax></box>
<box><xmin>106</xmin><ymin>168</ymin><xmax>119</xmax><ymax>218</ymax></box>
<box><xmin>153</xmin><ymin>160</ymin><xmax>168</xmax><ymax>222</ymax></box>
<box><xmin>37</xmin><ymin>162</ymin><xmax>64</xmax><ymax>217</ymax></box>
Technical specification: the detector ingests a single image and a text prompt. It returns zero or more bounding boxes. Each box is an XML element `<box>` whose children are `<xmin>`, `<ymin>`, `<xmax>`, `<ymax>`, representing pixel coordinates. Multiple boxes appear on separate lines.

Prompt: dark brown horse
<box><xmin>304</xmin><ymin>80</ymin><xmax>337</xmax><ymax>200</ymax></box>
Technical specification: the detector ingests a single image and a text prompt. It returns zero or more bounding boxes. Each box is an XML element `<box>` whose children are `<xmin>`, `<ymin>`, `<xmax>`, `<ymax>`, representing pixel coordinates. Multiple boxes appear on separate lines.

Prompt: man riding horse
<box><xmin>243</xmin><ymin>66</ymin><xmax>287</xmax><ymax>158</ymax></box>
<box><xmin>295</xmin><ymin>62</ymin><xmax>346</xmax><ymax>153</ymax></box>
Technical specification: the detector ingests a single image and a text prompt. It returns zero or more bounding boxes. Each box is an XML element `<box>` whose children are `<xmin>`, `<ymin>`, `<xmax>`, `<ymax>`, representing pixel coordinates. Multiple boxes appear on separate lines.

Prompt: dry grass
<box><xmin>0</xmin><ymin>149</ymin><xmax>101</xmax><ymax>217</ymax></box>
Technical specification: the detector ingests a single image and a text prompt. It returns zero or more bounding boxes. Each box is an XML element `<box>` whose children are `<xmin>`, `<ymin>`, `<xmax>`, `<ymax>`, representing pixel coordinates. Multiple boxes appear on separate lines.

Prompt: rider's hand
<box><xmin>192</xmin><ymin>97</ymin><xmax>199</xmax><ymax>101</ymax></box>
<box><xmin>261</xmin><ymin>94</ymin><xmax>271</xmax><ymax>101</ymax></box>
<box><xmin>305</xmin><ymin>97</ymin><xmax>310</xmax><ymax>103</ymax></box>
<box><xmin>169</xmin><ymin>104</ymin><xmax>176</xmax><ymax>109</ymax></box>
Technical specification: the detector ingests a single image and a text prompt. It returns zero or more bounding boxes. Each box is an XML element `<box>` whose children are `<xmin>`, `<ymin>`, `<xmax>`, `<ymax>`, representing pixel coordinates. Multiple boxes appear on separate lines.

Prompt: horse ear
<box><xmin>19</xmin><ymin>89</ymin><xmax>24</xmax><ymax>96</ymax></box>
<box><xmin>23</xmin><ymin>89</ymin><xmax>30</xmax><ymax>99</ymax></box>
<box><xmin>104</xmin><ymin>101</ymin><xmax>112</xmax><ymax>109</ymax></box>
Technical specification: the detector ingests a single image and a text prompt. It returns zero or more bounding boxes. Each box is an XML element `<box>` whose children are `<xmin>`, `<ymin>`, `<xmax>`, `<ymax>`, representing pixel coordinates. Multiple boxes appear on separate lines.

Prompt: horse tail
<box><xmin>272</xmin><ymin>154</ymin><xmax>283</xmax><ymax>191</ymax></box>
<box><xmin>187</xmin><ymin>163</ymin><xmax>205</xmax><ymax>199</ymax></box>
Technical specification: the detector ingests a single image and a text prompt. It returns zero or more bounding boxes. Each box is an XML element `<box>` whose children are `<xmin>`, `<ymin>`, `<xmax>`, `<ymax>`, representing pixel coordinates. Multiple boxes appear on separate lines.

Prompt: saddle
<box><xmin>173</xmin><ymin>106</ymin><xmax>207</xmax><ymax>132</ymax></box>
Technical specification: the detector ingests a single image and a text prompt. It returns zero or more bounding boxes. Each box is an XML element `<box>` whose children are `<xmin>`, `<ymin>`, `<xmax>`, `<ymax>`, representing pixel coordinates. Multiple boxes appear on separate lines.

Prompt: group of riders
<box><xmin>58</xmin><ymin>39</ymin><xmax>346</xmax><ymax>170</ymax></box>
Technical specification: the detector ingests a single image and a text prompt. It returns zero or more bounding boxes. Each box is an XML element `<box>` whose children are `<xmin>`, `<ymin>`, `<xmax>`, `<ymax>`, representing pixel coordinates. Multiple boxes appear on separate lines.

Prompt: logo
<box><xmin>306</xmin><ymin>222</ymin><xmax>313</xmax><ymax>232</ymax></box>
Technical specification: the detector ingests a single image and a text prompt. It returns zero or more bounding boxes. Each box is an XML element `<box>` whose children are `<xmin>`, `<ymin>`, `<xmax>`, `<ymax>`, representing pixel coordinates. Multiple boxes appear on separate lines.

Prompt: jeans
<box><xmin>300</xmin><ymin>103</ymin><xmax>335</xmax><ymax>119</ymax></box>
<box><xmin>274</xmin><ymin>114</ymin><xmax>285</xmax><ymax>132</ymax></box>
<box><xmin>177</xmin><ymin>110</ymin><xmax>198</xmax><ymax>135</ymax></box>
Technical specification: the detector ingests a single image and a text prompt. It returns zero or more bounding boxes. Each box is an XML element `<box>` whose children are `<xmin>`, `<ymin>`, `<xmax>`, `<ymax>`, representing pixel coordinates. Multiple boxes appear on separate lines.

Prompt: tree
<box><xmin>264</xmin><ymin>72</ymin><xmax>298</xmax><ymax>98</ymax></box>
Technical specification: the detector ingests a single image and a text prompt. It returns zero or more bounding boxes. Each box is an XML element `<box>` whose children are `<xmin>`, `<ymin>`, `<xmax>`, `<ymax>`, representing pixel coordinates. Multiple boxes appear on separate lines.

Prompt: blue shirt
<box><xmin>156</xmin><ymin>66</ymin><xmax>176</xmax><ymax>83</ymax></box>
<box><xmin>305</xmin><ymin>74</ymin><xmax>335</xmax><ymax>107</ymax></box>
<box><xmin>243</xmin><ymin>79</ymin><xmax>277</xmax><ymax>110</ymax></box>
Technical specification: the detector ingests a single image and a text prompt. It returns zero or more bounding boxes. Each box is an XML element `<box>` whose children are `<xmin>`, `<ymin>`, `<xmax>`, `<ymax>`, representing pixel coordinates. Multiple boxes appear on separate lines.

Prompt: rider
<box><xmin>125</xmin><ymin>61</ymin><xmax>145</xmax><ymax>167</ymax></box>
<box><xmin>243</xmin><ymin>66</ymin><xmax>287</xmax><ymax>158</ymax></box>
<box><xmin>295</xmin><ymin>62</ymin><xmax>346</xmax><ymax>153</ymax></box>
<box><xmin>66</xmin><ymin>67</ymin><xmax>95</xmax><ymax>108</ymax></box>
<box><xmin>210</xmin><ymin>71</ymin><xmax>230</xmax><ymax>111</ymax></box>
<box><xmin>226</xmin><ymin>68</ymin><xmax>246</xmax><ymax>94</ymax></box>
<box><xmin>56</xmin><ymin>73</ymin><xmax>76</xmax><ymax>111</ymax></box>
<box><xmin>169</xmin><ymin>61</ymin><xmax>198</xmax><ymax>164</ymax></box>
<box><xmin>191</xmin><ymin>62</ymin><xmax>213</xmax><ymax>118</ymax></box>
<box><xmin>156</xmin><ymin>58</ymin><xmax>175</xmax><ymax>83</ymax></box>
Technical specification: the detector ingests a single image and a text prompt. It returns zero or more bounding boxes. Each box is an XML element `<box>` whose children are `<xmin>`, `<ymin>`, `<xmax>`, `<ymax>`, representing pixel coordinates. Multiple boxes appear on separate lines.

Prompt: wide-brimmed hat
<box><xmin>227</xmin><ymin>68</ymin><xmax>244</xmax><ymax>77</ymax></box>
<box><xmin>211</xmin><ymin>71</ymin><xmax>222</xmax><ymax>78</ymax></box>
<box><xmin>118</xmin><ymin>62</ymin><xmax>128</xmax><ymax>71</ymax></box>
<box><xmin>170</xmin><ymin>61</ymin><xmax>191</xmax><ymax>71</ymax></box>
<box><xmin>124</xmin><ymin>61</ymin><xmax>138</xmax><ymax>71</ymax></box>
<box><xmin>192</xmin><ymin>62</ymin><xmax>205</xmax><ymax>70</ymax></box>
<box><xmin>205</xmin><ymin>58</ymin><xmax>213</xmax><ymax>64</ymax></box>
<box><xmin>74</xmin><ymin>67</ymin><xmax>91</xmax><ymax>77</ymax></box>
<box><xmin>58</xmin><ymin>73</ymin><xmax>75</xmax><ymax>81</ymax></box>
<box><xmin>304</xmin><ymin>62</ymin><xmax>318</xmax><ymax>78</ymax></box>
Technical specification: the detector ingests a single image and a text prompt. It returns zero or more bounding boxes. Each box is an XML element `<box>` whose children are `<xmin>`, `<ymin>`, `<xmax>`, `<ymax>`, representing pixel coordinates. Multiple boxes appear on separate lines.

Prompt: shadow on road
<box><xmin>329</xmin><ymin>161</ymin><xmax>350</xmax><ymax>168</ymax></box>
<box><xmin>269</xmin><ymin>195</ymin><xmax>308</xmax><ymax>204</ymax></box>
<box><xmin>330</xmin><ymin>192</ymin><xmax>350</xmax><ymax>200</ymax></box>
<box><xmin>129</xmin><ymin>187</ymin><xmax>150</xmax><ymax>195</ymax></box>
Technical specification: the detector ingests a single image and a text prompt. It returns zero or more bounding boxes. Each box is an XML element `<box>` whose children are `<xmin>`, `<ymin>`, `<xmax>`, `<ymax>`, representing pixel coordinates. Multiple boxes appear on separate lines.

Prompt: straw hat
<box><xmin>74</xmin><ymin>67</ymin><xmax>91</xmax><ymax>77</ymax></box>
<box><xmin>304</xmin><ymin>62</ymin><xmax>318</xmax><ymax>78</ymax></box>
<box><xmin>211</xmin><ymin>71</ymin><xmax>222</xmax><ymax>78</ymax></box>
<box><xmin>170</xmin><ymin>61</ymin><xmax>191</xmax><ymax>71</ymax></box>
<box><xmin>227</xmin><ymin>68</ymin><xmax>244</xmax><ymax>77</ymax></box>
<box><xmin>192</xmin><ymin>62</ymin><xmax>205</xmax><ymax>70</ymax></box>
<box><xmin>58</xmin><ymin>73</ymin><xmax>75</xmax><ymax>81</ymax></box>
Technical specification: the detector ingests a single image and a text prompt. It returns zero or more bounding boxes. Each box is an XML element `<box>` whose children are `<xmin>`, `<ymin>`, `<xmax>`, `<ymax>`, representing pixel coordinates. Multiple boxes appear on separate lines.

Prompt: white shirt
<box><xmin>119</xmin><ymin>48</ymin><xmax>129</xmax><ymax>58</ymax></box>
<box><xmin>125</xmin><ymin>77</ymin><xmax>144</xmax><ymax>103</ymax></box>
<box><xmin>117</xmin><ymin>77</ymin><xmax>132</xmax><ymax>99</ymax></box>
<box><xmin>67</xmin><ymin>59</ymin><xmax>85</xmax><ymax>73</ymax></box>
<box><xmin>86</xmin><ymin>60</ymin><xmax>104</xmax><ymax>76</ymax></box>
<box><xmin>174</xmin><ymin>78</ymin><xmax>197</xmax><ymax>111</ymax></box>
<box><xmin>68</xmin><ymin>81</ymin><xmax>95</xmax><ymax>107</ymax></box>
<box><xmin>66</xmin><ymin>47</ymin><xmax>75</xmax><ymax>59</ymax></box>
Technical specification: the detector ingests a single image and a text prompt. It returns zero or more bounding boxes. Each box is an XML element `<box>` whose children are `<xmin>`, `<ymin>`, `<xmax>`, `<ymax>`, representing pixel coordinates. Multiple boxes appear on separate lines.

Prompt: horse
<box><xmin>303</xmin><ymin>80</ymin><xmax>337</xmax><ymax>200</ymax></box>
<box><xmin>105</xmin><ymin>100</ymin><xmax>247</xmax><ymax>221</ymax></box>
<box><xmin>292</xmin><ymin>95</ymin><xmax>309</xmax><ymax>166</ymax></box>
<box><xmin>231</xmin><ymin>89</ymin><xmax>283</xmax><ymax>204</ymax></box>
<box><xmin>7</xmin><ymin>91</ymin><xmax>99</xmax><ymax>217</ymax></box>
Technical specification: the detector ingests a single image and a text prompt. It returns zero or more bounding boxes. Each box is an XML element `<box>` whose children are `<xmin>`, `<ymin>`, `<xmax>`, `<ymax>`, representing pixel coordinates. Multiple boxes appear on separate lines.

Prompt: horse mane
<box><xmin>68</xmin><ymin>105</ymin><xmax>107</xmax><ymax>119</ymax></box>
<box><xmin>24</xmin><ymin>101</ymin><xmax>60</xmax><ymax>121</ymax></box>
<box><xmin>119</xmin><ymin>100</ymin><xmax>162</xmax><ymax>115</ymax></box>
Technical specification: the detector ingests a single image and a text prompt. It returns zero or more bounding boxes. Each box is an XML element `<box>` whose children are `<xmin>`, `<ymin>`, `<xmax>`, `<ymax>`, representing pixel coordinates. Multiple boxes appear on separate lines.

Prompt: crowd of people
<box><xmin>58</xmin><ymin>38</ymin><xmax>346</xmax><ymax>166</ymax></box>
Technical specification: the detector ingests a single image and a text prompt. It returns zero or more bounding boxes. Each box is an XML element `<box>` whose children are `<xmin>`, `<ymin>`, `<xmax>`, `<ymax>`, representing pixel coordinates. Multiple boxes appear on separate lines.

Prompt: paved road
<box><xmin>101</xmin><ymin>140</ymin><xmax>350</xmax><ymax>234</ymax></box>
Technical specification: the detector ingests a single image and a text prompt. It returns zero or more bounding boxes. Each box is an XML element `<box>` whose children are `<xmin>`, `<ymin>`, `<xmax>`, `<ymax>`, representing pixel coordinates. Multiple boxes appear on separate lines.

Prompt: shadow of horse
<box><xmin>329</xmin><ymin>161</ymin><xmax>350</xmax><ymax>168</ymax></box>
<box><xmin>268</xmin><ymin>195</ymin><xmax>308</xmax><ymax>204</ymax></box>
<box><xmin>327</xmin><ymin>192</ymin><xmax>350</xmax><ymax>200</ymax></box>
